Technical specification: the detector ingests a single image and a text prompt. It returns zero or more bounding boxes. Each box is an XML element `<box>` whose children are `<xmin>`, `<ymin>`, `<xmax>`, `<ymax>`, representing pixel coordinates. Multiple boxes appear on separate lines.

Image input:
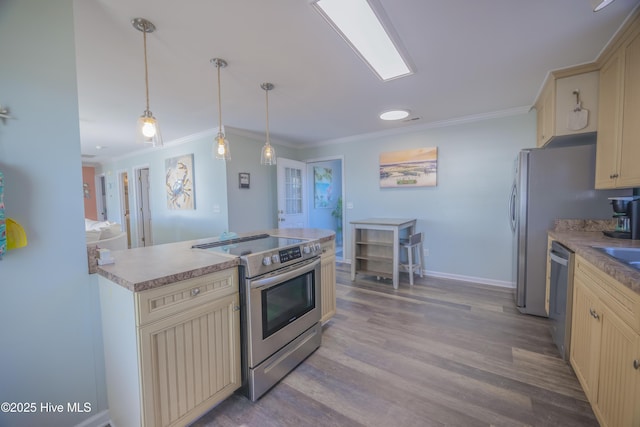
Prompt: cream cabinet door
<box><xmin>595</xmin><ymin>306</ymin><xmax>640</xmax><ymax>427</ymax></box>
<box><xmin>320</xmin><ymin>240</ymin><xmax>336</xmax><ymax>323</ymax></box>
<box><xmin>536</xmin><ymin>80</ymin><xmax>554</xmax><ymax>147</ymax></box>
<box><xmin>618</xmin><ymin>28</ymin><xmax>640</xmax><ymax>188</ymax></box>
<box><xmin>139</xmin><ymin>293</ymin><xmax>241</xmax><ymax>427</ymax></box>
<box><xmin>595</xmin><ymin>50</ymin><xmax>623</xmax><ymax>189</ymax></box>
<box><xmin>596</xmin><ymin>24</ymin><xmax>640</xmax><ymax>189</ymax></box>
<box><xmin>570</xmin><ymin>276</ymin><xmax>602</xmax><ymax>401</ymax></box>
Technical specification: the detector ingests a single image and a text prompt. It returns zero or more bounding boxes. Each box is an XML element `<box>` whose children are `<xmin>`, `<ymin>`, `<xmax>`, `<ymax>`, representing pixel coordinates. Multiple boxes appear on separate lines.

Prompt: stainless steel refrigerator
<box><xmin>509</xmin><ymin>143</ymin><xmax>625</xmax><ymax>316</ymax></box>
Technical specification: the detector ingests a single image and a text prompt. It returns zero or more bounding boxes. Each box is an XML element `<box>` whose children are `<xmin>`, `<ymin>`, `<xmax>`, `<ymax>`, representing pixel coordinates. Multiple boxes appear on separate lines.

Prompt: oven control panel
<box><xmin>279</xmin><ymin>246</ymin><xmax>302</xmax><ymax>262</ymax></box>
<box><xmin>260</xmin><ymin>242</ymin><xmax>321</xmax><ymax>267</ymax></box>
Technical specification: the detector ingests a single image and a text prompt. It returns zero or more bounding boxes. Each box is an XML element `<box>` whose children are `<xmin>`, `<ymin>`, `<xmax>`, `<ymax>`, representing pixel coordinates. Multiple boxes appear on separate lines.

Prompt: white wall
<box><xmin>301</xmin><ymin>113</ymin><xmax>536</xmax><ymax>285</ymax></box>
<box><xmin>0</xmin><ymin>1</ymin><xmax>107</xmax><ymax>426</ymax></box>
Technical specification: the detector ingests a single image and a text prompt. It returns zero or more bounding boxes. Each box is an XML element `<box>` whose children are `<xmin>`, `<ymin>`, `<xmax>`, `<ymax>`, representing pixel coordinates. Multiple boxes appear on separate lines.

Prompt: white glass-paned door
<box><xmin>277</xmin><ymin>158</ymin><xmax>307</xmax><ymax>228</ymax></box>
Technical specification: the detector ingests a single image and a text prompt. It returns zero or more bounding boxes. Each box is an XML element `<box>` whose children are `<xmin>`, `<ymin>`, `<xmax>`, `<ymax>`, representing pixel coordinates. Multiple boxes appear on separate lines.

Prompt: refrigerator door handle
<box><xmin>509</xmin><ymin>183</ymin><xmax>517</xmax><ymax>232</ymax></box>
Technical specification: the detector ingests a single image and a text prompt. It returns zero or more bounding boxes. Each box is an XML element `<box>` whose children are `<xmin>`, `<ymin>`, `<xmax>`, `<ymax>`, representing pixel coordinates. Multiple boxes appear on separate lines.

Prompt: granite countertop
<box><xmin>96</xmin><ymin>228</ymin><xmax>335</xmax><ymax>292</ymax></box>
<box><xmin>548</xmin><ymin>221</ymin><xmax>640</xmax><ymax>294</ymax></box>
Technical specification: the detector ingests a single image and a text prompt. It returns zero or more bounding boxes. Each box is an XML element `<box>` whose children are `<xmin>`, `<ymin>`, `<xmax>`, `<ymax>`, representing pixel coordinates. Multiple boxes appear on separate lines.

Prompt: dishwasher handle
<box><xmin>549</xmin><ymin>251</ymin><xmax>569</xmax><ymax>267</ymax></box>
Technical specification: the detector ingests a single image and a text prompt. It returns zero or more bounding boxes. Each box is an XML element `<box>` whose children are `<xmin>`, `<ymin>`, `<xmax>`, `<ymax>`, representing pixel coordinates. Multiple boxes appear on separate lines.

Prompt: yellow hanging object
<box><xmin>6</xmin><ymin>218</ymin><xmax>27</xmax><ymax>250</ymax></box>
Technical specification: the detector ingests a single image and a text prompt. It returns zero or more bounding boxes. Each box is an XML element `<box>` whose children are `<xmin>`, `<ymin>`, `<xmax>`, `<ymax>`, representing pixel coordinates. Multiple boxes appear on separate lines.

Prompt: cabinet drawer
<box><xmin>576</xmin><ymin>257</ymin><xmax>640</xmax><ymax>334</ymax></box>
<box><xmin>136</xmin><ymin>269</ymin><xmax>238</xmax><ymax>326</ymax></box>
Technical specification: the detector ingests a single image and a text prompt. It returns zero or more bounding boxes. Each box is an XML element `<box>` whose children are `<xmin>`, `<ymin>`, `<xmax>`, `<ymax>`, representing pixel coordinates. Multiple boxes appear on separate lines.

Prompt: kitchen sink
<box><xmin>592</xmin><ymin>246</ymin><xmax>640</xmax><ymax>270</ymax></box>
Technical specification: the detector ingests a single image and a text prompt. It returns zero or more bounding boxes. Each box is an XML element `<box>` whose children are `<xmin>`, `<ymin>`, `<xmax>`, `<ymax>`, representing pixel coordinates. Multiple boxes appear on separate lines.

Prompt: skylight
<box><xmin>312</xmin><ymin>0</ymin><xmax>413</xmax><ymax>81</ymax></box>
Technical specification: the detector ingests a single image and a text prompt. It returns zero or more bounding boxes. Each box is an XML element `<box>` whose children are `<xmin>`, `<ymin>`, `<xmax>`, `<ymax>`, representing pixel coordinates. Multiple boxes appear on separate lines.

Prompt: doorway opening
<box><xmin>118</xmin><ymin>171</ymin><xmax>132</xmax><ymax>248</ymax></box>
<box><xmin>307</xmin><ymin>157</ymin><xmax>344</xmax><ymax>259</ymax></box>
<box><xmin>134</xmin><ymin>166</ymin><xmax>153</xmax><ymax>247</ymax></box>
<box><xmin>95</xmin><ymin>174</ymin><xmax>107</xmax><ymax>221</ymax></box>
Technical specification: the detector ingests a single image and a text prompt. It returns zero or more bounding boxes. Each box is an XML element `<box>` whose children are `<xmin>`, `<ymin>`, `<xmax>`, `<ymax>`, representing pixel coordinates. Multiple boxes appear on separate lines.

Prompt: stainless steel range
<box><xmin>193</xmin><ymin>233</ymin><xmax>322</xmax><ymax>401</ymax></box>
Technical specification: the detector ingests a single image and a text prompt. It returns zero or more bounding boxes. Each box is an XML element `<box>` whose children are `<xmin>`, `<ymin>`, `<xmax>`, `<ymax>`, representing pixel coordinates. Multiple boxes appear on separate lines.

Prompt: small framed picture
<box><xmin>239</xmin><ymin>172</ymin><xmax>250</xmax><ymax>189</ymax></box>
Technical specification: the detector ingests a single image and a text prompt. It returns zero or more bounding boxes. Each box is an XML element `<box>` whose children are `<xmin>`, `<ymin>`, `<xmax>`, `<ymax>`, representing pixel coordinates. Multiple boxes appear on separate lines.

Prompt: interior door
<box><xmin>136</xmin><ymin>167</ymin><xmax>152</xmax><ymax>246</ymax></box>
<box><xmin>119</xmin><ymin>171</ymin><xmax>132</xmax><ymax>248</ymax></box>
<box><xmin>277</xmin><ymin>158</ymin><xmax>307</xmax><ymax>229</ymax></box>
<box><xmin>95</xmin><ymin>174</ymin><xmax>107</xmax><ymax>221</ymax></box>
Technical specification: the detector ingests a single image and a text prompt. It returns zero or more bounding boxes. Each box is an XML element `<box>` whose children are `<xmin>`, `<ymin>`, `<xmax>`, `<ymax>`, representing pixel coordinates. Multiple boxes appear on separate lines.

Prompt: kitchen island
<box><xmin>95</xmin><ymin>228</ymin><xmax>335</xmax><ymax>427</ymax></box>
<box><xmin>97</xmin><ymin>228</ymin><xmax>335</xmax><ymax>291</ymax></box>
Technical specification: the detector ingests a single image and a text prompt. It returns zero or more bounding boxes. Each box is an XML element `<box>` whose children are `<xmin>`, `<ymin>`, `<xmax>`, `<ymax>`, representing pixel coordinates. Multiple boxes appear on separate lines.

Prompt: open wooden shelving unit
<box><xmin>353</xmin><ymin>228</ymin><xmax>395</xmax><ymax>279</ymax></box>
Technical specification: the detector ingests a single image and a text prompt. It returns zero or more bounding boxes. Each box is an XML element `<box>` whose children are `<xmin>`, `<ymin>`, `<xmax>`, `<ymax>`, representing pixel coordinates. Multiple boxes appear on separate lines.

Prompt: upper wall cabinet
<box><xmin>535</xmin><ymin>69</ymin><xmax>599</xmax><ymax>147</ymax></box>
<box><xmin>595</xmin><ymin>16</ymin><xmax>640</xmax><ymax>189</ymax></box>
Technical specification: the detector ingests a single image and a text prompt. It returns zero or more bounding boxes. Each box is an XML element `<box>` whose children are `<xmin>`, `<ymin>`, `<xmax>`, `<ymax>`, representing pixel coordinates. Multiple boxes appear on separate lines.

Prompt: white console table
<box><xmin>350</xmin><ymin>218</ymin><xmax>417</xmax><ymax>289</ymax></box>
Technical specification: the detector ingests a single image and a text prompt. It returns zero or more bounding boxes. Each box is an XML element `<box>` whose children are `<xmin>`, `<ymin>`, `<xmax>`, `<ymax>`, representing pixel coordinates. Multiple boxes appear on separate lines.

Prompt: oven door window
<box><xmin>262</xmin><ymin>271</ymin><xmax>315</xmax><ymax>339</ymax></box>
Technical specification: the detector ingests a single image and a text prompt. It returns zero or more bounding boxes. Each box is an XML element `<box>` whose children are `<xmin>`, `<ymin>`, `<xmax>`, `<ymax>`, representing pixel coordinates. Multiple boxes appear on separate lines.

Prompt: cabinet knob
<box><xmin>634</xmin><ymin>359</ymin><xmax>640</xmax><ymax>370</ymax></box>
<box><xmin>589</xmin><ymin>308</ymin><xmax>600</xmax><ymax>320</ymax></box>
<box><xmin>233</xmin><ymin>305</ymin><xmax>240</xmax><ymax>311</ymax></box>
<box><xmin>191</xmin><ymin>288</ymin><xmax>201</xmax><ymax>297</ymax></box>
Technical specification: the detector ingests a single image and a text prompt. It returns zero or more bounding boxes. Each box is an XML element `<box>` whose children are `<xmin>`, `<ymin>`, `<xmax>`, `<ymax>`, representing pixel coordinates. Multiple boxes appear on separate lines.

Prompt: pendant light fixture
<box><xmin>260</xmin><ymin>83</ymin><xmax>277</xmax><ymax>165</ymax></box>
<box><xmin>211</xmin><ymin>58</ymin><xmax>231</xmax><ymax>161</ymax></box>
<box><xmin>132</xmin><ymin>18</ymin><xmax>162</xmax><ymax>147</ymax></box>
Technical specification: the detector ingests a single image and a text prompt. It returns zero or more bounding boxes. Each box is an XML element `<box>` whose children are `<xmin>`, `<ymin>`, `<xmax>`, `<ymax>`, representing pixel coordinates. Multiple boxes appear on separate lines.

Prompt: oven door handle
<box><xmin>250</xmin><ymin>258</ymin><xmax>320</xmax><ymax>290</ymax></box>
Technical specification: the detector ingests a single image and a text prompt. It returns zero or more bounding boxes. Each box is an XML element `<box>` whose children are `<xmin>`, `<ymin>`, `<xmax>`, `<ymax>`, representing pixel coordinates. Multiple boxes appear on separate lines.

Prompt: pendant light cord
<box><xmin>143</xmin><ymin>22</ymin><xmax>150</xmax><ymax>112</ymax></box>
<box><xmin>265</xmin><ymin>88</ymin><xmax>270</xmax><ymax>143</ymax></box>
<box><xmin>217</xmin><ymin>63</ymin><xmax>222</xmax><ymax>133</ymax></box>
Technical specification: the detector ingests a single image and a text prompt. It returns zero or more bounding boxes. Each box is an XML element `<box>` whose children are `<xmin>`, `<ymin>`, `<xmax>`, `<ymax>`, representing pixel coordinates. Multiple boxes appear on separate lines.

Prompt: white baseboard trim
<box><xmin>338</xmin><ymin>259</ymin><xmax>515</xmax><ymax>289</ymax></box>
<box><xmin>74</xmin><ymin>410</ymin><xmax>111</xmax><ymax>427</ymax></box>
<box><xmin>424</xmin><ymin>269</ymin><xmax>515</xmax><ymax>288</ymax></box>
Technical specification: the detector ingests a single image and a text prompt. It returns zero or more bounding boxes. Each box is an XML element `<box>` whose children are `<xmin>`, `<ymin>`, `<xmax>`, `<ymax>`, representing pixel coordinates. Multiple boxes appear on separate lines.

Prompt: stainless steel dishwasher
<box><xmin>549</xmin><ymin>241</ymin><xmax>574</xmax><ymax>361</ymax></box>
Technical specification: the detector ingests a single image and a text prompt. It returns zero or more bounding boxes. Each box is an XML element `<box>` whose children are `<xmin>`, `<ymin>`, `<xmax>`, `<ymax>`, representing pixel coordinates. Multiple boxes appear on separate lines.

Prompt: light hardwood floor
<box><xmin>192</xmin><ymin>262</ymin><xmax>597</xmax><ymax>427</ymax></box>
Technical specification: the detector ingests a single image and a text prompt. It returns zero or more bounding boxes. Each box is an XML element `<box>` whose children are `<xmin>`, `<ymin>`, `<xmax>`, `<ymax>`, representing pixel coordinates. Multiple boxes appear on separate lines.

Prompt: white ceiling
<box><xmin>74</xmin><ymin>0</ymin><xmax>640</xmax><ymax>164</ymax></box>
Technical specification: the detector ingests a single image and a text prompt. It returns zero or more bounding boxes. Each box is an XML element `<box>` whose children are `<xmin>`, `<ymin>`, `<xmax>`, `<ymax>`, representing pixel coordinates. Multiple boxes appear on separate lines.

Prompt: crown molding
<box><xmin>310</xmin><ymin>106</ymin><xmax>531</xmax><ymax>147</ymax></box>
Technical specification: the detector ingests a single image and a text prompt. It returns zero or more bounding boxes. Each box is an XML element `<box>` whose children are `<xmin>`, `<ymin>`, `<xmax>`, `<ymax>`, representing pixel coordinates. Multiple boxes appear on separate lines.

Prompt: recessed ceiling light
<box><xmin>380</xmin><ymin>110</ymin><xmax>410</xmax><ymax>121</ymax></box>
<box><xmin>311</xmin><ymin>0</ymin><xmax>412</xmax><ymax>81</ymax></box>
<box><xmin>96</xmin><ymin>145</ymin><xmax>108</xmax><ymax>150</ymax></box>
<box><xmin>592</xmin><ymin>0</ymin><xmax>616</xmax><ymax>11</ymax></box>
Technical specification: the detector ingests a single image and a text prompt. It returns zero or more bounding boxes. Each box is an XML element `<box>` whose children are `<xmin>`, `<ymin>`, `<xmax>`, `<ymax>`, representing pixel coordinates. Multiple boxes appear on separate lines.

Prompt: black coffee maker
<box><xmin>604</xmin><ymin>196</ymin><xmax>640</xmax><ymax>239</ymax></box>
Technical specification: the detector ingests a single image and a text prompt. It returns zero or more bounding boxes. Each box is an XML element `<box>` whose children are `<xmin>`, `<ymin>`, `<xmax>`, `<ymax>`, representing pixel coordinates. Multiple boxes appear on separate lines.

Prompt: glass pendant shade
<box><xmin>136</xmin><ymin>110</ymin><xmax>162</xmax><ymax>146</ymax></box>
<box><xmin>212</xmin><ymin>58</ymin><xmax>230</xmax><ymax>161</ymax></box>
<box><xmin>133</xmin><ymin>18</ymin><xmax>162</xmax><ymax>147</ymax></box>
<box><xmin>260</xmin><ymin>82</ymin><xmax>277</xmax><ymax>165</ymax></box>
<box><xmin>214</xmin><ymin>129</ymin><xmax>231</xmax><ymax>160</ymax></box>
<box><xmin>261</xmin><ymin>142</ymin><xmax>276</xmax><ymax>165</ymax></box>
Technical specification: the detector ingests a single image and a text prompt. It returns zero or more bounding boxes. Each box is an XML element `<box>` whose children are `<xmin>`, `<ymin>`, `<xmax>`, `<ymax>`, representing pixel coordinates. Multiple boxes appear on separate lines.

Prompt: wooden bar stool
<box><xmin>400</xmin><ymin>232</ymin><xmax>424</xmax><ymax>286</ymax></box>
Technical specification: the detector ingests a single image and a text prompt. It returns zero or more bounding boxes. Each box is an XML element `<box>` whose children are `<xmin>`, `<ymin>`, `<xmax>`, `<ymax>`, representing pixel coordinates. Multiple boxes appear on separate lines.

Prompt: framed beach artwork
<box><xmin>314</xmin><ymin>167</ymin><xmax>333</xmax><ymax>208</ymax></box>
<box><xmin>379</xmin><ymin>147</ymin><xmax>438</xmax><ymax>188</ymax></box>
<box><xmin>165</xmin><ymin>154</ymin><xmax>195</xmax><ymax>210</ymax></box>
